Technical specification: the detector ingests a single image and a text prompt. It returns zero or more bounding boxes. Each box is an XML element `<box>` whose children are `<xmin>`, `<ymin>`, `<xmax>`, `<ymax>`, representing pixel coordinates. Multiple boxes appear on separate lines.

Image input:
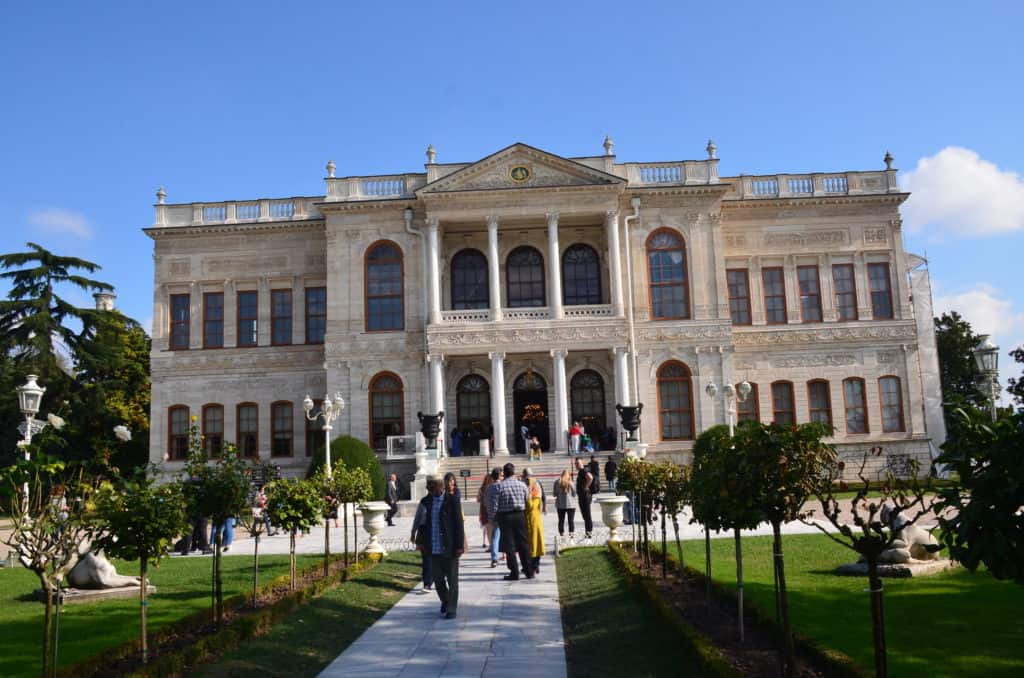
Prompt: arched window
<box><xmin>562</xmin><ymin>244</ymin><xmax>601</xmax><ymax>306</ymax></box>
<box><xmin>451</xmin><ymin>249</ymin><xmax>489</xmax><ymax>310</ymax></box>
<box><xmin>772</xmin><ymin>381</ymin><xmax>796</xmax><ymax>425</ymax></box>
<box><xmin>570</xmin><ymin>369</ymin><xmax>606</xmax><ymax>433</ymax></box>
<box><xmin>736</xmin><ymin>383</ymin><xmax>760</xmax><ymax>422</ymax></box>
<box><xmin>202</xmin><ymin>404</ymin><xmax>224</xmax><ymax>457</ymax></box>
<box><xmin>506</xmin><ymin>246</ymin><xmax>545</xmax><ymax>308</ymax></box>
<box><xmin>370</xmin><ymin>373</ymin><xmax>404</xmax><ymax>451</ymax></box>
<box><xmin>237</xmin><ymin>403</ymin><xmax>258</xmax><ymax>458</ymax></box>
<box><xmin>843</xmin><ymin>378</ymin><xmax>868</xmax><ymax>434</ymax></box>
<box><xmin>807</xmin><ymin>380</ymin><xmax>833</xmax><ymax>427</ymax></box>
<box><xmin>657</xmin><ymin>361</ymin><xmax>694</xmax><ymax>440</ymax></box>
<box><xmin>879</xmin><ymin>376</ymin><xmax>905</xmax><ymax>432</ymax></box>
<box><xmin>271</xmin><ymin>401</ymin><xmax>294</xmax><ymax>457</ymax></box>
<box><xmin>168</xmin><ymin>405</ymin><xmax>189</xmax><ymax>460</ymax></box>
<box><xmin>457</xmin><ymin>374</ymin><xmax>491</xmax><ymax>455</ymax></box>
<box><xmin>365</xmin><ymin>241</ymin><xmax>404</xmax><ymax>331</ymax></box>
<box><xmin>647</xmin><ymin>229</ymin><xmax>690</xmax><ymax>320</ymax></box>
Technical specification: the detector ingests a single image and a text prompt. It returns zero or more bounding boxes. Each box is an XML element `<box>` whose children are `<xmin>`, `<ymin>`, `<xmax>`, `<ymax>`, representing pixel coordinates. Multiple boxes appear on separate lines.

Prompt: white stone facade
<box><xmin>146</xmin><ymin>141</ymin><xmax>945</xmax><ymax>478</ymax></box>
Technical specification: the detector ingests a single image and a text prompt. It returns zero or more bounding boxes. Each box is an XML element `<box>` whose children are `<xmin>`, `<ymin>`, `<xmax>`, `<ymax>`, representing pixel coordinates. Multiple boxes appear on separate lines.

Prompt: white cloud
<box><xmin>901</xmin><ymin>147</ymin><xmax>1024</xmax><ymax>238</ymax></box>
<box><xmin>28</xmin><ymin>207</ymin><xmax>93</xmax><ymax>239</ymax></box>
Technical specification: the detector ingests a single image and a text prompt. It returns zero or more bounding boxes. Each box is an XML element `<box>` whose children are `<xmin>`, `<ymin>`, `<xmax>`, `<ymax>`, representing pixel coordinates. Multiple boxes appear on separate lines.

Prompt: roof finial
<box><xmin>156</xmin><ymin>186</ymin><xmax>166</xmax><ymax>204</ymax></box>
<box><xmin>706</xmin><ymin>139</ymin><xmax>717</xmax><ymax>159</ymax></box>
<box><xmin>603</xmin><ymin>135</ymin><xmax>615</xmax><ymax>156</ymax></box>
<box><xmin>884</xmin><ymin>150</ymin><xmax>894</xmax><ymax>170</ymax></box>
<box><xmin>326</xmin><ymin>159</ymin><xmax>336</xmax><ymax>178</ymax></box>
<box><xmin>426</xmin><ymin>144</ymin><xmax>437</xmax><ymax>164</ymax></box>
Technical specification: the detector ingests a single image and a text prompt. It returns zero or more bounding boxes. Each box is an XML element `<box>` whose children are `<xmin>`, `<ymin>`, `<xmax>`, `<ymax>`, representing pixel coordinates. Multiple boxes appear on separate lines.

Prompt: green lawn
<box><xmin>557</xmin><ymin>547</ymin><xmax>706</xmax><ymax>677</ymax></box>
<box><xmin>0</xmin><ymin>553</ymin><xmax>321</xmax><ymax>678</ymax></box>
<box><xmin>198</xmin><ymin>552</ymin><xmax>421</xmax><ymax>677</ymax></box>
<box><xmin>697</xmin><ymin>532</ymin><xmax>1024</xmax><ymax>677</ymax></box>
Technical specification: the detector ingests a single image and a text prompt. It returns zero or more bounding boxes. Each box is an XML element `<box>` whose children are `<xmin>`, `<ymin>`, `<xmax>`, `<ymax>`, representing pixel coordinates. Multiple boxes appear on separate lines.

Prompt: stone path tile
<box><xmin>318</xmin><ymin>547</ymin><xmax>567</xmax><ymax>678</ymax></box>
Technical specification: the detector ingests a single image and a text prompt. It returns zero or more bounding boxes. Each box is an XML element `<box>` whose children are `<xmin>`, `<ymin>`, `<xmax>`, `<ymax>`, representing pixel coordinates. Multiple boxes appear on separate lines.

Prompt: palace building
<box><xmin>145</xmin><ymin>139</ymin><xmax>945</xmax><ymax>478</ymax></box>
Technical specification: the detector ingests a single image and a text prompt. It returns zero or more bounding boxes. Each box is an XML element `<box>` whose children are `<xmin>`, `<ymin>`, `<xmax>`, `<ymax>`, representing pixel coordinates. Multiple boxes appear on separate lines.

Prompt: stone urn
<box><xmin>616</xmin><ymin>403</ymin><xmax>643</xmax><ymax>441</ymax></box>
<box><xmin>597</xmin><ymin>496</ymin><xmax>630</xmax><ymax>542</ymax></box>
<box><xmin>360</xmin><ymin>501</ymin><xmax>391</xmax><ymax>555</ymax></box>
<box><xmin>417</xmin><ymin>411</ymin><xmax>444</xmax><ymax>450</ymax></box>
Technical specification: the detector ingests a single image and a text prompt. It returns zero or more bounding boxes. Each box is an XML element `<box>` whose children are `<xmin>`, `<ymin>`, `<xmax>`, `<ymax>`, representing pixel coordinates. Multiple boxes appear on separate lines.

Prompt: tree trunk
<box><xmin>867</xmin><ymin>556</ymin><xmax>888</xmax><ymax>678</ymax></box>
<box><xmin>735</xmin><ymin>528</ymin><xmax>744</xmax><ymax>643</ymax></box>
<box><xmin>140</xmin><ymin>556</ymin><xmax>149</xmax><ymax>664</ymax></box>
<box><xmin>672</xmin><ymin>516</ymin><xmax>684</xmax><ymax>574</ymax></box>
<box><xmin>661</xmin><ymin>507</ymin><xmax>667</xmax><ymax>579</ymax></box>
<box><xmin>42</xmin><ymin>586</ymin><xmax>53</xmax><ymax>678</ymax></box>
<box><xmin>289</xmin><ymin>532</ymin><xmax>297</xmax><ymax>591</ymax></box>
<box><xmin>324</xmin><ymin>517</ymin><xmax>331</xmax><ymax>577</ymax></box>
<box><xmin>252</xmin><ymin>534</ymin><xmax>260</xmax><ymax>608</ymax></box>
<box><xmin>773</xmin><ymin>521</ymin><xmax>795</xmax><ymax>677</ymax></box>
<box><xmin>52</xmin><ymin>585</ymin><xmax>62</xmax><ymax>678</ymax></box>
<box><xmin>704</xmin><ymin>527</ymin><xmax>712</xmax><ymax>602</ymax></box>
<box><xmin>214</xmin><ymin>528</ymin><xmax>223</xmax><ymax>624</ymax></box>
<box><xmin>343</xmin><ymin>504</ymin><xmax>349</xmax><ymax>567</ymax></box>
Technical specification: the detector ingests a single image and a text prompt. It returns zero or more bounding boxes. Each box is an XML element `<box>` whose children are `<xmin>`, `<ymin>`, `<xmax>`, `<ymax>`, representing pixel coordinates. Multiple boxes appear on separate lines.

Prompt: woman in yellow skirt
<box><xmin>522</xmin><ymin>467</ymin><xmax>546</xmax><ymax>576</ymax></box>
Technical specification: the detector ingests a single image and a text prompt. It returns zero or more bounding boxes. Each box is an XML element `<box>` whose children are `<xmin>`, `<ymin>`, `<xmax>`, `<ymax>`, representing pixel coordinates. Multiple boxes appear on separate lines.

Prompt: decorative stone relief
<box><xmin>769</xmin><ymin>353</ymin><xmax>859</xmax><ymax>368</ymax></box>
<box><xmin>877</xmin><ymin>351</ymin><xmax>898</xmax><ymax>363</ymax></box>
<box><xmin>864</xmin><ymin>228</ymin><xmax>887</xmax><ymax>244</ymax></box>
<box><xmin>724</xmin><ymin>234</ymin><xmax>747</xmax><ymax>248</ymax></box>
<box><xmin>305</xmin><ymin>253</ymin><xmax>326</xmax><ymax>268</ymax></box>
<box><xmin>637</xmin><ymin>325</ymin><xmax>731</xmax><ymax>342</ymax></box>
<box><xmin>454</xmin><ymin>163</ymin><xmax>594</xmax><ymax>191</ymax></box>
<box><xmin>762</xmin><ymin>230</ymin><xmax>848</xmax><ymax>248</ymax></box>
<box><xmin>733</xmin><ymin>323</ymin><xmax>917</xmax><ymax>347</ymax></box>
<box><xmin>734</xmin><ymin>357</ymin><xmax>758</xmax><ymax>370</ymax></box>
<box><xmin>169</xmin><ymin>260</ymin><xmax>191</xmax><ymax>275</ymax></box>
<box><xmin>428</xmin><ymin>324</ymin><xmax>628</xmax><ymax>347</ymax></box>
<box><xmin>204</xmin><ymin>256</ymin><xmax>288</xmax><ymax>276</ymax></box>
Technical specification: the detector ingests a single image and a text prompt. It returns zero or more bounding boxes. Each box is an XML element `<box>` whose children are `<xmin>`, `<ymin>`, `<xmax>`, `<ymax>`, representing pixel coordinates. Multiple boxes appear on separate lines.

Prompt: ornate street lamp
<box><xmin>973</xmin><ymin>334</ymin><xmax>1000</xmax><ymax>422</ymax></box>
<box><xmin>304</xmin><ymin>392</ymin><xmax>346</xmax><ymax>475</ymax></box>
<box><xmin>705</xmin><ymin>379</ymin><xmax>752</xmax><ymax>437</ymax></box>
<box><xmin>417</xmin><ymin>411</ymin><xmax>444</xmax><ymax>450</ymax></box>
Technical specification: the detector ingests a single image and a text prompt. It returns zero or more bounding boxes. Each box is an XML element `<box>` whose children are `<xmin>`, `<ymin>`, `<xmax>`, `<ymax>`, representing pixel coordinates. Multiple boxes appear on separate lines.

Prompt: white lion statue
<box><xmin>67</xmin><ymin>548</ymin><xmax>145</xmax><ymax>590</ymax></box>
<box><xmin>876</xmin><ymin>504</ymin><xmax>943</xmax><ymax>564</ymax></box>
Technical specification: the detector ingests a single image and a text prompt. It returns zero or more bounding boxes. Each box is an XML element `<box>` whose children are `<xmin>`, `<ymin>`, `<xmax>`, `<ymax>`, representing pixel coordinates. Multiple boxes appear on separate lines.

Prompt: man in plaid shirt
<box><xmin>488</xmin><ymin>462</ymin><xmax>534</xmax><ymax>580</ymax></box>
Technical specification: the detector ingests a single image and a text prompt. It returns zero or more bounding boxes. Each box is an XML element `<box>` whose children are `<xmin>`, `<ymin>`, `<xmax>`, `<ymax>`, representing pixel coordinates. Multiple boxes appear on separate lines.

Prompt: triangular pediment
<box><xmin>417</xmin><ymin>143</ymin><xmax>624</xmax><ymax>195</ymax></box>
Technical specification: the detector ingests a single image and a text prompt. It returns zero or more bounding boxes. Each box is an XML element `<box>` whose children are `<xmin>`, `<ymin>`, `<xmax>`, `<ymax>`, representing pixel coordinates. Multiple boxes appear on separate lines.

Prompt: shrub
<box><xmin>308</xmin><ymin>435</ymin><xmax>384</xmax><ymax>500</ymax></box>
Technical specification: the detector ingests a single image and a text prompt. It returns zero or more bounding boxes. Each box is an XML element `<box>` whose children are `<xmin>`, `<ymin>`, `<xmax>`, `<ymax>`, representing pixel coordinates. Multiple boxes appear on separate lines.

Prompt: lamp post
<box><xmin>15</xmin><ymin>375</ymin><xmax>48</xmax><ymax>509</ymax></box>
<box><xmin>973</xmin><ymin>334</ymin><xmax>1000</xmax><ymax>422</ymax></box>
<box><xmin>705</xmin><ymin>379</ymin><xmax>752</xmax><ymax>437</ymax></box>
<box><xmin>303</xmin><ymin>392</ymin><xmax>345</xmax><ymax>476</ymax></box>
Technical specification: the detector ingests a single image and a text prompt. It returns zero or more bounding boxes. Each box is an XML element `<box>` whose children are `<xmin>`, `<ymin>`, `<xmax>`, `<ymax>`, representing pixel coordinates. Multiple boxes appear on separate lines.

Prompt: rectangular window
<box><xmin>237</xmin><ymin>291</ymin><xmax>258</xmax><ymax>347</ymax></box>
<box><xmin>807</xmin><ymin>381</ymin><xmax>833</xmax><ymax>427</ymax></box>
<box><xmin>271</xmin><ymin>289</ymin><xmax>292</xmax><ymax>345</ymax></box>
<box><xmin>203</xmin><ymin>293</ymin><xmax>224</xmax><ymax>348</ymax></box>
<box><xmin>306</xmin><ymin>417</ymin><xmax>324</xmax><ymax>458</ymax></box>
<box><xmin>727</xmin><ymin>269</ymin><xmax>752</xmax><ymax>325</ymax></box>
<box><xmin>762</xmin><ymin>268</ymin><xmax>787</xmax><ymax>324</ymax></box>
<box><xmin>832</xmin><ymin>264</ymin><xmax>858</xmax><ymax>321</ymax></box>
<box><xmin>797</xmin><ymin>266</ymin><xmax>822</xmax><ymax>323</ymax></box>
<box><xmin>305</xmin><ymin>287</ymin><xmax>326</xmax><ymax>344</ymax></box>
<box><xmin>237</xmin><ymin>403</ymin><xmax>258</xmax><ymax>458</ymax></box>
<box><xmin>879</xmin><ymin>377</ymin><xmax>905</xmax><ymax>432</ymax></box>
<box><xmin>271</xmin><ymin>402</ymin><xmax>293</xmax><ymax>457</ymax></box>
<box><xmin>203</xmin><ymin>405</ymin><xmax>224</xmax><ymax>457</ymax></box>
<box><xmin>170</xmin><ymin>294</ymin><xmax>190</xmax><ymax>350</ymax></box>
<box><xmin>736</xmin><ymin>383</ymin><xmax>759</xmax><ymax>422</ymax></box>
<box><xmin>771</xmin><ymin>382</ymin><xmax>796</xmax><ymax>425</ymax></box>
<box><xmin>844</xmin><ymin>378</ymin><xmax>868</xmax><ymax>434</ymax></box>
<box><xmin>169</xmin><ymin>406</ymin><xmax>189</xmax><ymax>460</ymax></box>
<box><xmin>868</xmin><ymin>263</ymin><xmax>894</xmax><ymax>319</ymax></box>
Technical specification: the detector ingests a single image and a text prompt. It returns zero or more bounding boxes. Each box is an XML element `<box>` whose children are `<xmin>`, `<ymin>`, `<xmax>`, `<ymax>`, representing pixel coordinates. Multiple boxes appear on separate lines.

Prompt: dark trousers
<box><xmin>557</xmin><ymin>508</ymin><xmax>576</xmax><ymax>535</ymax></box>
<box><xmin>178</xmin><ymin>516</ymin><xmax>209</xmax><ymax>554</ymax></box>
<box><xmin>429</xmin><ymin>553</ymin><xmax>459</xmax><ymax>614</ymax></box>
<box><xmin>497</xmin><ymin>510</ymin><xmax>533</xmax><ymax>579</ymax></box>
<box><xmin>386</xmin><ymin>501</ymin><xmax>397</xmax><ymax>525</ymax></box>
<box><xmin>578</xmin><ymin>494</ymin><xmax>594</xmax><ymax>534</ymax></box>
<box><xmin>420</xmin><ymin>550</ymin><xmax>432</xmax><ymax>586</ymax></box>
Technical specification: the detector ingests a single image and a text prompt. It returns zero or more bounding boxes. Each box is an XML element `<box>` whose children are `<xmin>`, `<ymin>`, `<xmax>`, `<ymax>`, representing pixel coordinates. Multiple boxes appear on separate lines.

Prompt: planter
<box><xmin>597</xmin><ymin>495</ymin><xmax>630</xmax><ymax>542</ymax></box>
<box><xmin>360</xmin><ymin>501</ymin><xmax>391</xmax><ymax>555</ymax></box>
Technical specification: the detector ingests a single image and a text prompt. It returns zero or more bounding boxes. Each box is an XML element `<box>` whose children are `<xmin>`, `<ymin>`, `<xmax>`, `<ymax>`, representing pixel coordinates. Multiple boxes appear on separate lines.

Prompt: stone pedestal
<box><xmin>835</xmin><ymin>558</ymin><xmax>956</xmax><ymax>578</ymax></box>
<box><xmin>597</xmin><ymin>496</ymin><xmax>629</xmax><ymax>542</ymax></box>
<box><xmin>360</xmin><ymin>501</ymin><xmax>391</xmax><ymax>555</ymax></box>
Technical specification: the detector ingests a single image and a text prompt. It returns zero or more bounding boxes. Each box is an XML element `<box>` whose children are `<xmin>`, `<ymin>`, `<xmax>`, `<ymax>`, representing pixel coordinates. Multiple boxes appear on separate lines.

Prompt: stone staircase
<box><xmin>439</xmin><ymin>452</ymin><xmax>617</xmax><ymax>483</ymax></box>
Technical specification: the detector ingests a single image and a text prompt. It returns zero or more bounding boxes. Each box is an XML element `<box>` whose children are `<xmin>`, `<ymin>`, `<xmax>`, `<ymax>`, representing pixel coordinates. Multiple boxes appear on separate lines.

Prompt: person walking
<box><xmin>522</xmin><ymin>468</ymin><xmax>546</xmax><ymax>575</ymax></box>
<box><xmin>569</xmin><ymin>421</ymin><xmax>583</xmax><ymax>455</ymax></box>
<box><xmin>575</xmin><ymin>457</ymin><xmax>595</xmax><ymax>542</ymax></box>
<box><xmin>553</xmin><ymin>469</ymin><xmax>577</xmax><ymax>545</ymax></box>
<box><xmin>385</xmin><ymin>473</ymin><xmax>399</xmax><ymax>526</ymax></box>
<box><xmin>487</xmin><ymin>462</ymin><xmax>533</xmax><ymax>580</ymax></box>
<box><xmin>520</xmin><ymin>423</ymin><xmax>530</xmax><ymax>455</ymax></box>
<box><xmin>528</xmin><ymin>435</ymin><xmax>542</xmax><ymax>461</ymax></box>
<box><xmin>588</xmin><ymin>455</ymin><xmax>601</xmax><ymax>492</ymax></box>
<box><xmin>605</xmin><ymin>457</ymin><xmax>618</xmax><ymax>492</ymax></box>
<box><xmin>410</xmin><ymin>478</ymin><xmax>435</xmax><ymax>592</ymax></box>
<box><xmin>484</xmin><ymin>467</ymin><xmax>503</xmax><ymax>567</ymax></box>
<box><xmin>476</xmin><ymin>471</ymin><xmax>496</xmax><ymax>550</ymax></box>
<box><xmin>414</xmin><ymin>475</ymin><xmax>464</xmax><ymax>618</ymax></box>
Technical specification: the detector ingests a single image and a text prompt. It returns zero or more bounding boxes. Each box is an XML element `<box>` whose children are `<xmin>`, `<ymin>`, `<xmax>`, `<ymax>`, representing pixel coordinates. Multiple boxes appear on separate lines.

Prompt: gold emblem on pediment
<box><xmin>508</xmin><ymin>164</ymin><xmax>532</xmax><ymax>183</ymax></box>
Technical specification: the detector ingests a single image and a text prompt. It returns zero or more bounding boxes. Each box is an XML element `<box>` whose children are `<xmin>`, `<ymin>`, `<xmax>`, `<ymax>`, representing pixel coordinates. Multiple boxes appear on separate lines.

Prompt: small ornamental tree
<box><xmin>802</xmin><ymin>447</ymin><xmax>936</xmax><ymax>678</ymax></box>
<box><xmin>936</xmin><ymin>407</ymin><xmax>1024</xmax><ymax>584</ymax></box>
<box><xmin>659</xmin><ymin>462</ymin><xmax>691</xmax><ymax>575</ymax></box>
<box><xmin>690</xmin><ymin>423</ymin><xmax>763</xmax><ymax>642</ymax></box>
<box><xmin>337</xmin><ymin>464</ymin><xmax>373</xmax><ymax>564</ymax></box>
<box><xmin>312</xmin><ymin>468</ymin><xmax>343</xmax><ymax>576</ymax></box>
<box><xmin>94</xmin><ymin>468</ymin><xmax>187</xmax><ymax>664</ymax></box>
<box><xmin>265</xmin><ymin>478</ymin><xmax>324</xmax><ymax>589</ymax></box>
<box><xmin>616</xmin><ymin>458</ymin><xmax>660</xmax><ymax>567</ymax></box>
<box><xmin>182</xmin><ymin>426</ymin><xmax>251</xmax><ymax>624</ymax></box>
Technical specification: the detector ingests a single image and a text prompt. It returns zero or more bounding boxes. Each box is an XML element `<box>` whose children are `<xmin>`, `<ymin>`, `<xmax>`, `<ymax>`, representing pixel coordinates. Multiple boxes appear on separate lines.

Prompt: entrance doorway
<box><xmin>513</xmin><ymin>370</ymin><xmax>549</xmax><ymax>453</ymax></box>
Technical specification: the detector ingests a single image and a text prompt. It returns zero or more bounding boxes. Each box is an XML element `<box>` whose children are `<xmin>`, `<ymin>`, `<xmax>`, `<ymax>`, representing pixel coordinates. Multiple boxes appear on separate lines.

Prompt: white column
<box><xmin>606</xmin><ymin>209</ymin><xmax>624</xmax><ymax>316</ymax></box>
<box><xmin>547</xmin><ymin>212</ymin><xmax>563</xmax><ymax>319</ymax></box>
<box><xmin>612</xmin><ymin>346</ymin><xmax>630</xmax><ymax>406</ymax></box>
<box><xmin>426</xmin><ymin>217</ymin><xmax>442</xmax><ymax>325</ymax></box>
<box><xmin>487</xmin><ymin>216</ymin><xmax>502</xmax><ymax>321</ymax></box>
<box><xmin>428</xmin><ymin>354</ymin><xmax>445</xmax><ymax>415</ymax></box>
<box><xmin>551</xmin><ymin>348</ymin><xmax>569</xmax><ymax>454</ymax></box>
<box><xmin>489</xmin><ymin>351</ymin><xmax>508</xmax><ymax>454</ymax></box>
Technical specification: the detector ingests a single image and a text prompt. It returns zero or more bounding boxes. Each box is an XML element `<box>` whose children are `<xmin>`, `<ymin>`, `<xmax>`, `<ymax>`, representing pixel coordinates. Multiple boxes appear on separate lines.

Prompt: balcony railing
<box><xmin>437</xmin><ymin>304</ymin><xmax>614</xmax><ymax>325</ymax></box>
<box><xmin>728</xmin><ymin>170</ymin><xmax>897</xmax><ymax>200</ymax></box>
<box><xmin>325</xmin><ymin>174</ymin><xmax>428</xmax><ymax>201</ymax></box>
<box><xmin>155</xmin><ymin>197</ymin><xmax>323</xmax><ymax>228</ymax></box>
<box><xmin>440</xmin><ymin>309</ymin><xmax>492</xmax><ymax>324</ymax></box>
<box><xmin>564</xmin><ymin>304</ymin><xmax>614</xmax><ymax>318</ymax></box>
<box><xmin>622</xmin><ymin>159</ymin><xmax>720</xmax><ymax>186</ymax></box>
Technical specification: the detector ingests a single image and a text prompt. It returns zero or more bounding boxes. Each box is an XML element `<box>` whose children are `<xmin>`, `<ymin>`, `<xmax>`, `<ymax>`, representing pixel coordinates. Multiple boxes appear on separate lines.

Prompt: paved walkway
<box><xmin>318</xmin><ymin>547</ymin><xmax>566</xmax><ymax>678</ymax></box>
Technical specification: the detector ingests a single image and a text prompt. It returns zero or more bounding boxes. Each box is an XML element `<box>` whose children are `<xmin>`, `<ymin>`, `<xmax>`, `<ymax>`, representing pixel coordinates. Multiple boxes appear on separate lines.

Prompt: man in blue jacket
<box><xmin>415</xmin><ymin>474</ymin><xmax>465</xmax><ymax>618</ymax></box>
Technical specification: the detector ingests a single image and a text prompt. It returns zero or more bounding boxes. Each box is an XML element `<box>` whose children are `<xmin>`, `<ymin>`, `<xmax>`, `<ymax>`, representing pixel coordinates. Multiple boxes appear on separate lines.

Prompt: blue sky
<box><xmin>2</xmin><ymin>1</ymin><xmax>1022</xmax><ymax>390</ymax></box>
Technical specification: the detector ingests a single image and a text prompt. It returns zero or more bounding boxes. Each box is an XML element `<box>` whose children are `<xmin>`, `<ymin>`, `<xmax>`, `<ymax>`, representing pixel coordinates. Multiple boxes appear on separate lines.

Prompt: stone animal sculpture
<box><xmin>875</xmin><ymin>504</ymin><xmax>943</xmax><ymax>564</ymax></box>
<box><xmin>67</xmin><ymin>549</ymin><xmax>144</xmax><ymax>589</ymax></box>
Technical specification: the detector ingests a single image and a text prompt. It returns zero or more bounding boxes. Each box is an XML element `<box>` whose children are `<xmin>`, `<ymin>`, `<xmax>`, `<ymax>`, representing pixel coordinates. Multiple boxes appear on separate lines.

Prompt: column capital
<box><xmin>425</xmin><ymin>216</ymin><xmax>440</xmax><ymax>230</ymax></box>
<box><xmin>610</xmin><ymin>345</ymin><xmax>629</xmax><ymax>356</ymax></box>
<box><xmin>426</xmin><ymin>353</ymin><xmax>445</xmax><ymax>365</ymax></box>
<box><xmin>546</xmin><ymin>211</ymin><xmax>560</xmax><ymax>228</ymax></box>
<box><xmin>605</xmin><ymin>209</ymin><xmax>619</xmax><ymax>221</ymax></box>
<box><xmin>488</xmin><ymin>351</ymin><xmax>506</xmax><ymax>361</ymax></box>
<box><xmin>550</xmin><ymin>348</ymin><xmax>568</xmax><ymax>360</ymax></box>
<box><xmin>486</xmin><ymin>215</ymin><xmax>499</xmax><ymax>229</ymax></box>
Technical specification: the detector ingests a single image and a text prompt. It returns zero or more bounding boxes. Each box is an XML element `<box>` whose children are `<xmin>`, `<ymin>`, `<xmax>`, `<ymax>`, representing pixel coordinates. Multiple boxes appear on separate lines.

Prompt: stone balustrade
<box><xmin>324</xmin><ymin>174</ymin><xmax>427</xmax><ymax>201</ymax></box>
<box><xmin>621</xmin><ymin>159</ymin><xmax>719</xmax><ymax>186</ymax></box>
<box><xmin>438</xmin><ymin>304</ymin><xmax>613</xmax><ymax>325</ymax></box>
<box><xmin>440</xmin><ymin>309</ymin><xmax>492</xmax><ymax>324</ymax></box>
<box><xmin>726</xmin><ymin>170</ymin><xmax>899</xmax><ymax>199</ymax></box>
<box><xmin>156</xmin><ymin>197</ymin><xmax>322</xmax><ymax>227</ymax></box>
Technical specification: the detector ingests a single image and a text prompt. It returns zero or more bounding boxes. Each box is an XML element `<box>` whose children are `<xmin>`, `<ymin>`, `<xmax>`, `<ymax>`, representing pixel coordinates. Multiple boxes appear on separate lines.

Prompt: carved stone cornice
<box><xmin>427</xmin><ymin>323</ymin><xmax>629</xmax><ymax>352</ymax></box>
<box><xmin>145</xmin><ymin>220</ymin><xmax>325</xmax><ymax>239</ymax></box>
<box><xmin>636</xmin><ymin>323</ymin><xmax>732</xmax><ymax>343</ymax></box>
<box><xmin>732</xmin><ymin>322</ymin><xmax>917</xmax><ymax>347</ymax></box>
